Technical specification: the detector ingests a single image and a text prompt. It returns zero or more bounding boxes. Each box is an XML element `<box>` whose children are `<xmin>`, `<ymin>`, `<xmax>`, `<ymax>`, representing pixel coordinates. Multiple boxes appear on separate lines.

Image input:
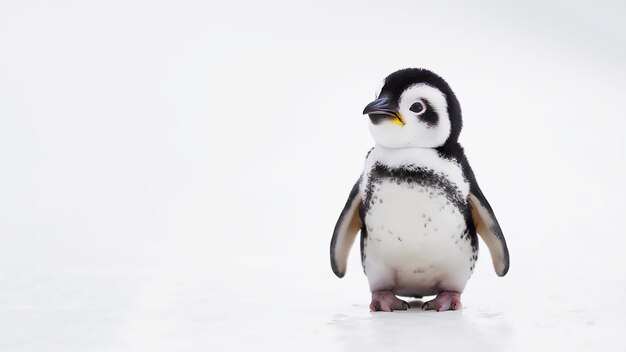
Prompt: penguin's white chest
<box><xmin>362</xmin><ymin>178</ymin><xmax>475</xmax><ymax>297</ymax></box>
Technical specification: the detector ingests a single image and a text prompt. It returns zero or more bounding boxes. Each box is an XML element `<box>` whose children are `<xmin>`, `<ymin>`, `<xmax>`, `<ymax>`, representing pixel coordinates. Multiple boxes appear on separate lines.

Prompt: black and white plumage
<box><xmin>330</xmin><ymin>68</ymin><xmax>509</xmax><ymax>312</ymax></box>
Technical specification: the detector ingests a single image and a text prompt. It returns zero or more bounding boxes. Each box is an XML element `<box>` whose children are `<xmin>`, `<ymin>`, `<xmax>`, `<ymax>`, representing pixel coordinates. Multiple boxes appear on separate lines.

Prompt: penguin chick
<box><xmin>330</xmin><ymin>68</ymin><xmax>509</xmax><ymax>312</ymax></box>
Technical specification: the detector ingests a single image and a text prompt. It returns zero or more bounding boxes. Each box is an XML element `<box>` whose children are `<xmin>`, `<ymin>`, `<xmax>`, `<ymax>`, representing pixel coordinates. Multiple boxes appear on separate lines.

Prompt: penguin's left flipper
<box><xmin>330</xmin><ymin>178</ymin><xmax>362</xmax><ymax>278</ymax></box>
<box><xmin>468</xmin><ymin>186</ymin><xmax>510</xmax><ymax>277</ymax></box>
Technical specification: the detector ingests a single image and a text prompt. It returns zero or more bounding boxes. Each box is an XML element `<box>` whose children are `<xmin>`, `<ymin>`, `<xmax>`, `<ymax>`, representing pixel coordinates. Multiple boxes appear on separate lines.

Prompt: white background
<box><xmin>1</xmin><ymin>1</ymin><xmax>625</xmax><ymax>351</ymax></box>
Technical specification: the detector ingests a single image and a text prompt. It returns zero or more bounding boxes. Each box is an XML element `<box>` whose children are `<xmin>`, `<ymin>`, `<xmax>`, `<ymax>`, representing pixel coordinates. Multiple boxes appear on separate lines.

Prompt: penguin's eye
<box><xmin>409</xmin><ymin>102</ymin><xmax>424</xmax><ymax>113</ymax></box>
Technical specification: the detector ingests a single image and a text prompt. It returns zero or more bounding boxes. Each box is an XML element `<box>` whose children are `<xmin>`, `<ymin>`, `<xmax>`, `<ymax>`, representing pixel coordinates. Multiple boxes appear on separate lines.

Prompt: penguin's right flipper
<box><xmin>330</xmin><ymin>178</ymin><xmax>362</xmax><ymax>278</ymax></box>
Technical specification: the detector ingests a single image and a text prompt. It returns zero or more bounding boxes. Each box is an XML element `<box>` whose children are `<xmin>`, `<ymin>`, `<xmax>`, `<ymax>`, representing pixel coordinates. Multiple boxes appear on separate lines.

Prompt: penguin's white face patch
<box><xmin>368</xmin><ymin>84</ymin><xmax>451</xmax><ymax>149</ymax></box>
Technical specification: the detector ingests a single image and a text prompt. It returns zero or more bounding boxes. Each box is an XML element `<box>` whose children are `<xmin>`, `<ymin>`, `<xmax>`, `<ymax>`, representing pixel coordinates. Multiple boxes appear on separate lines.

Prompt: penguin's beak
<box><xmin>363</xmin><ymin>97</ymin><xmax>404</xmax><ymax>126</ymax></box>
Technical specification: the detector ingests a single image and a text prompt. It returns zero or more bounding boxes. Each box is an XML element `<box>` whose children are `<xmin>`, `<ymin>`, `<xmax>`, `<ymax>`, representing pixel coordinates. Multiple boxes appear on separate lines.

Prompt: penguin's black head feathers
<box><xmin>364</xmin><ymin>68</ymin><xmax>463</xmax><ymax>148</ymax></box>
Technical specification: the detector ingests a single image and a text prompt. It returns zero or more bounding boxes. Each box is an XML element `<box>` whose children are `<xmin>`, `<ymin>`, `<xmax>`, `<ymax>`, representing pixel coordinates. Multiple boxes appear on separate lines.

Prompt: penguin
<box><xmin>330</xmin><ymin>68</ymin><xmax>509</xmax><ymax>312</ymax></box>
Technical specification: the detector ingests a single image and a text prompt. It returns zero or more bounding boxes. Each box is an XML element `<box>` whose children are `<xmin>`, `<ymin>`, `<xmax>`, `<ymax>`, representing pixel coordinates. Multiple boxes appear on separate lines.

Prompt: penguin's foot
<box><xmin>422</xmin><ymin>291</ymin><xmax>462</xmax><ymax>312</ymax></box>
<box><xmin>369</xmin><ymin>291</ymin><xmax>409</xmax><ymax>312</ymax></box>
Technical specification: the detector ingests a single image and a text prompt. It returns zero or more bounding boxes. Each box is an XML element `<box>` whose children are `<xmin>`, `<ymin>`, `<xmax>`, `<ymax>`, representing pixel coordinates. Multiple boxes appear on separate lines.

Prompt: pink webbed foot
<box><xmin>370</xmin><ymin>291</ymin><xmax>410</xmax><ymax>312</ymax></box>
<box><xmin>422</xmin><ymin>291</ymin><xmax>462</xmax><ymax>312</ymax></box>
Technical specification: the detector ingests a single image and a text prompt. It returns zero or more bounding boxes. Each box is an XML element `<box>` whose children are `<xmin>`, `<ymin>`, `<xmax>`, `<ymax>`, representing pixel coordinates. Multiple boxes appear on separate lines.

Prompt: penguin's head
<box><xmin>363</xmin><ymin>68</ymin><xmax>462</xmax><ymax>148</ymax></box>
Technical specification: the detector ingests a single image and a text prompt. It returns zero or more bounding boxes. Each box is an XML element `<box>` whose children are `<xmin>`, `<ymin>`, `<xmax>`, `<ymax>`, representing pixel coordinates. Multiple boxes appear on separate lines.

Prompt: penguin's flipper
<box><xmin>468</xmin><ymin>189</ymin><xmax>510</xmax><ymax>276</ymax></box>
<box><xmin>330</xmin><ymin>178</ymin><xmax>362</xmax><ymax>278</ymax></box>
